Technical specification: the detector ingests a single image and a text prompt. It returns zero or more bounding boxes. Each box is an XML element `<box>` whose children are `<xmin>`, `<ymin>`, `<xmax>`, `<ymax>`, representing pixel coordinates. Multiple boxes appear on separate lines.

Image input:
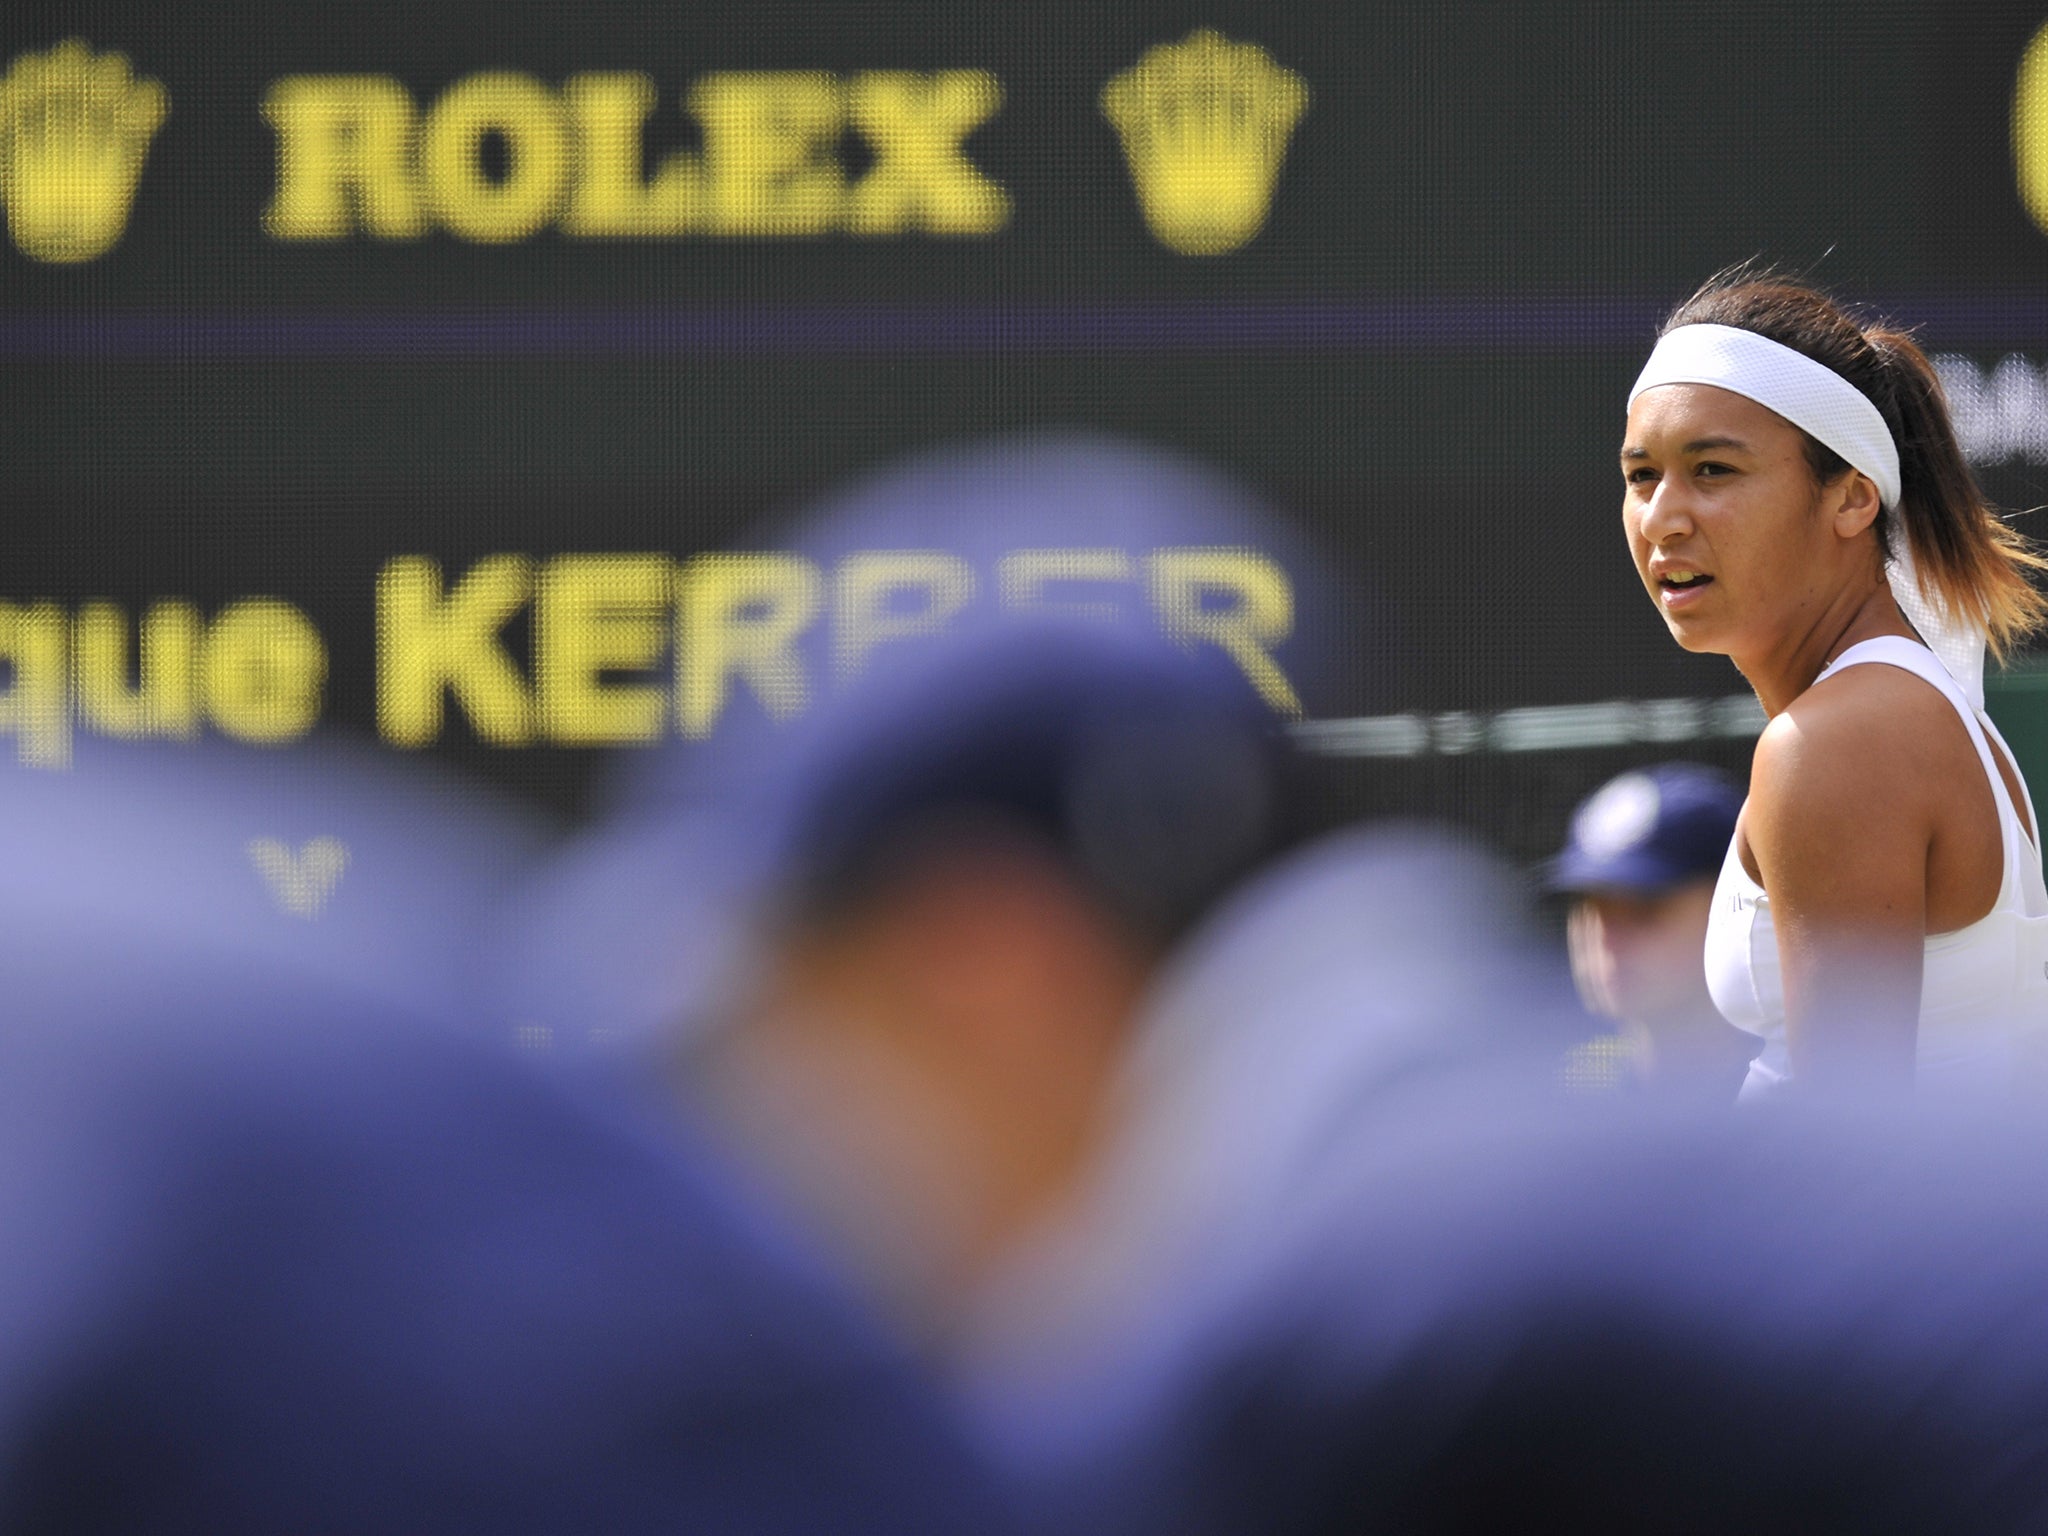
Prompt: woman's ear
<box><xmin>1829</xmin><ymin>469</ymin><xmax>1885</xmax><ymax>540</ymax></box>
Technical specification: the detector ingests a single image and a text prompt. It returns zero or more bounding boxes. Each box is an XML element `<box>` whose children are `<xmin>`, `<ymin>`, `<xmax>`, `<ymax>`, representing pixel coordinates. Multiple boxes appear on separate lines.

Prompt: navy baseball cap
<box><xmin>1545</xmin><ymin>763</ymin><xmax>1742</xmax><ymax>895</ymax></box>
<box><xmin>760</xmin><ymin>614</ymin><xmax>1284</xmax><ymax>943</ymax></box>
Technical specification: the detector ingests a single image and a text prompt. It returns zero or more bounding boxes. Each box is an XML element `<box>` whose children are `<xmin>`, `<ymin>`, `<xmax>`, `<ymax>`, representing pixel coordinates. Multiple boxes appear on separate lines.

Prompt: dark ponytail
<box><xmin>1663</xmin><ymin>271</ymin><xmax>2048</xmax><ymax>658</ymax></box>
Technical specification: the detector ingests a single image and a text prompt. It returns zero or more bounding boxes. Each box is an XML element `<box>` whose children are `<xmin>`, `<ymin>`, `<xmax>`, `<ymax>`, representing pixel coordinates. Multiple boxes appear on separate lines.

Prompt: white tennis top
<box><xmin>1705</xmin><ymin>637</ymin><xmax>2048</xmax><ymax>1099</ymax></box>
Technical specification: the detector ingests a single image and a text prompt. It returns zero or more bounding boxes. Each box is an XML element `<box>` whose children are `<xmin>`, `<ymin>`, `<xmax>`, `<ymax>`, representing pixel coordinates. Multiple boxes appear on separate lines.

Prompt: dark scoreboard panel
<box><xmin>8</xmin><ymin>0</ymin><xmax>2048</xmax><ymax>857</ymax></box>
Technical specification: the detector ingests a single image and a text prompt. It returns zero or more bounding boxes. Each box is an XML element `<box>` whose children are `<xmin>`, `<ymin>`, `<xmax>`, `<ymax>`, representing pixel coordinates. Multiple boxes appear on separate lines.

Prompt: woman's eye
<box><xmin>1696</xmin><ymin>461</ymin><xmax>1733</xmax><ymax>477</ymax></box>
<box><xmin>1625</xmin><ymin>466</ymin><xmax>1657</xmax><ymax>485</ymax></box>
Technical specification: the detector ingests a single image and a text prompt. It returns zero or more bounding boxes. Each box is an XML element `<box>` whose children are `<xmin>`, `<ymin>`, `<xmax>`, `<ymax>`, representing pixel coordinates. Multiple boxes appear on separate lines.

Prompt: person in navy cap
<box><xmin>0</xmin><ymin>745</ymin><xmax>1028</xmax><ymax>1535</ymax></box>
<box><xmin>678</xmin><ymin>614</ymin><xmax>1291</xmax><ymax>1347</ymax></box>
<box><xmin>1548</xmin><ymin>763</ymin><xmax>1758</xmax><ymax>1102</ymax></box>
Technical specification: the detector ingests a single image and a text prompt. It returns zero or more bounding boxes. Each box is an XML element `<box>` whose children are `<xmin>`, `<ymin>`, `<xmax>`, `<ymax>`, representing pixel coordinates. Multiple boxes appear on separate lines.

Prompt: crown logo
<box><xmin>1101</xmin><ymin>29</ymin><xmax>1307</xmax><ymax>257</ymax></box>
<box><xmin>0</xmin><ymin>40</ymin><xmax>166</xmax><ymax>263</ymax></box>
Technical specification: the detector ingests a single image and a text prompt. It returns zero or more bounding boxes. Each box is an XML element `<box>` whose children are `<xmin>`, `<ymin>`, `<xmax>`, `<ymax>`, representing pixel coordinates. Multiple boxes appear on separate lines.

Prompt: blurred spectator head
<box><xmin>0</xmin><ymin>732</ymin><xmax>546</xmax><ymax>1025</ymax></box>
<box><xmin>685</xmin><ymin>613</ymin><xmax>1291</xmax><ymax>1340</ymax></box>
<box><xmin>0</xmin><ymin>737</ymin><xmax>1017</xmax><ymax>1536</ymax></box>
<box><xmin>1547</xmin><ymin>764</ymin><xmax>1752</xmax><ymax>1096</ymax></box>
<box><xmin>486</xmin><ymin>429</ymin><xmax>1352</xmax><ymax>1057</ymax></box>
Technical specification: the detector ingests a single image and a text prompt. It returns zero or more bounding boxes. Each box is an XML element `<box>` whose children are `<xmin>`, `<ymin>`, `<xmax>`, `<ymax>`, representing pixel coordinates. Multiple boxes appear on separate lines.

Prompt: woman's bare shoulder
<box><xmin>1753</xmin><ymin>663</ymin><xmax>1964</xmax><ymax>820</ymax></box>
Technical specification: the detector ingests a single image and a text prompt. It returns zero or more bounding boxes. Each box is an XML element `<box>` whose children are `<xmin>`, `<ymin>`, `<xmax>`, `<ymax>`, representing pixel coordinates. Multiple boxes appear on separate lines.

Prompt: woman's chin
<box><xmin>1660</xmin><ymin>614</ymin><xmax>1729</xmax><ymax>655</ymax></box>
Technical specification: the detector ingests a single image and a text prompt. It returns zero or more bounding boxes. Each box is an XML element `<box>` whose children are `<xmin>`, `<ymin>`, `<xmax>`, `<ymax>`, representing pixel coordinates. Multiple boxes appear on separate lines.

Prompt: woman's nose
<box><xmin>1636</xmin><ymin>481</ymin><xmax>1695</xmax><ymax>543</ymax></box>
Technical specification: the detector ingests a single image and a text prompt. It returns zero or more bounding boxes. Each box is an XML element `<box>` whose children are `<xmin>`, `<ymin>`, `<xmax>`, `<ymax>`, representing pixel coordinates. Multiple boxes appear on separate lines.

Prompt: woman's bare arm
<box><xmin>1746</xmin><ymin>681</ymin><xmax>1930</xmax><ymax>1094</ymax></box>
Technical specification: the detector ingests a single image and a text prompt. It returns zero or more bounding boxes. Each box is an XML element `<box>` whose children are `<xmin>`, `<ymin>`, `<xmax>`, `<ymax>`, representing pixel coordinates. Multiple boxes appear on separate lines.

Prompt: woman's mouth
<box><xmin>1656</xmin><ymin>571</ymin><xmax>1713</xmax><ymax>609</ymax></box>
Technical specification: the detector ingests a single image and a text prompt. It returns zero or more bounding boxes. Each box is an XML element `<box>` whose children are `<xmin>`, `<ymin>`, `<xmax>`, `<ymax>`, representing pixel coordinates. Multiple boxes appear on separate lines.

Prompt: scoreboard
<box><xmin>9</xmin><ymin>0</ymin><xmax>2048</xmax><ymax>862</ymax></box>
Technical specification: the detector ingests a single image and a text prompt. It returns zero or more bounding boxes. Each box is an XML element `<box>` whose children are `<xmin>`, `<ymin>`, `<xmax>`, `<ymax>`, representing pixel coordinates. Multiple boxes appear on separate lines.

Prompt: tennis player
<box><xmin>1621</xmin><ymin>274</ymin><xmax>2048</xmax><ymax>1097</ymax></box>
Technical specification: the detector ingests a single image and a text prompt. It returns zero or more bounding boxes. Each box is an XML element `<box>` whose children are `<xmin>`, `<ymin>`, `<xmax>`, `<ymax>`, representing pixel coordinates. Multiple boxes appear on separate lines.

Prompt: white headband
<box><xmin>1629</xmin><ymin>322</ymin><xmax>1986</xmax><ymax>707</ymax></box>
<box><xmin>1629</xmin><ymin>323</ymin><xmax>1902</xmax><ymax>509</ymax></box>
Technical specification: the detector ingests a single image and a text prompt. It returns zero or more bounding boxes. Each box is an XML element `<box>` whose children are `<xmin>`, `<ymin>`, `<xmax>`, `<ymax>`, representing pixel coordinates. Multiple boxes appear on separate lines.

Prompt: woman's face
<box><xmin>1621</xmin><ymin>382</ymin><xmax>1841</xmax><ymax>659</ymax></box>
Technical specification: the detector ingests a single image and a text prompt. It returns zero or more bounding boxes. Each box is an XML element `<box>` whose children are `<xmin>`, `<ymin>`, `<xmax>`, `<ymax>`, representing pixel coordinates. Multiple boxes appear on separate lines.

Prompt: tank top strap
<box><xmin>1816</xmin><ymin>636</ymin><xmax>2037</xmax><ymax>899</ymax></box>
<box><xmin>1980</xmin><ymin>711</ymin><xmax>2044</xmax><ymax>858</ymax></box>
<box><xmin>1981</xmin><ymin>709</ymin><xmax>2048</xmax><ymax>917</ymax></box>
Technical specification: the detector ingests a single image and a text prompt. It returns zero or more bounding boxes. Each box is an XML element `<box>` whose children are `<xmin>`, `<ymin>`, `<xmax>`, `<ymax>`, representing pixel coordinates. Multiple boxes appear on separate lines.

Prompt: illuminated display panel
<box><xmin>7</xmin><ymin>0</ymin><xmax>2048</xmax><ymax>860</ymax></box>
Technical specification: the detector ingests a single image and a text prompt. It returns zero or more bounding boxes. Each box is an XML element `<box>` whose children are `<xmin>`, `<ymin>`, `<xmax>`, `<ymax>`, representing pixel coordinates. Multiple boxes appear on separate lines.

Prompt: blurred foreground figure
<box><xmin>0</xmin><ymin>752</ymin><xmax>1021</xmax><ymax>1534</ymax></box>
<box><xmin>0</xmin><ymin>1006</ymin><xmax>1019</xmax><ymax>1533</ymax></box>
<box><xmin>989</xmin><ymin>1094</ymin><xmax>2048</xmax><ymax>1536</ymax></box>
<box><xmin>962</xmin><ymin>824</ymin><xmax>1584</xmax><ymax>1391</ymax></box>
<box><xmin>1549</xmin><ymin>765</ymin><xmax>1758</xmax><ymax>1101</ymax></box>
<box><xmin>485</xmin><ymin>428</ymin><xmax>1353</xmax><ymax>1057</ymax></box>
<box><xmin>678</xmin><ymin>618</ymin><xmax>1286</xmax><ymax>1343</ymax></box>
<box><xmin>0</xmin><ymin>734</ymin><xmax>546</xmax><ymax>1023</ymax></box>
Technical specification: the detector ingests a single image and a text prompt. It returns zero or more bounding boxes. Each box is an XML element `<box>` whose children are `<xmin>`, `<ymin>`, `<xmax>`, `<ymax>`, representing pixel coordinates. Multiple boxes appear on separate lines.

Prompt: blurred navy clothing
<box><xmin>0</xmin><ymin>734</ymin><xmax>546</xmax><ymax>1024</ymax></box>
<box><xmin>987</xmin><ymin>1094</ymin><xmax>2048</xmax><ymax>1536</ymax></box>
<box><xmin>960</xmin><ymin>825</ymin><xmax>1585</xmax><ymax>1392</ymax></box>
<box><xmin>0</xmin><ymin>984</ymin><xmax>1024</xmax><ymax>1534</ymax></box>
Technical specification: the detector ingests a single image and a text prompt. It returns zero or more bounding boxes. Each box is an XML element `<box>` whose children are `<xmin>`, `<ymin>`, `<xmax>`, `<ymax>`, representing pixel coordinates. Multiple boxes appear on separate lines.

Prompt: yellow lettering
<box><xmin>1146</xmin><ymin>548</ymin><xmax>1302</xmax><ymax>717</ymax></box>
<box><xmin>200</xmin><ymin>599</ymin><xmax>327</xmax><ymax>744</ymax></box>
<box><xmin>262</xmin><ymin>69</ymin><xmax>1020</xmax><ymax>245</ymax></box>
<box><xmin>2019</xmin><ymin>22</ymin><xmax>2048</xmax><ymax>236</ymax></box>
<box><xmin>0</xmin><ymin>602</ymin><xmax>70</xmax><ymax>768</ymax></box>
<box><xmin>377</xmin><ymin>556</ymin><xmax>535</xmax><ymax>747</ymax></box>
<box><xmin>535</xmin><ymin>555</ymin><xmax>672</xmax><ymax>744</ymax></box>
<box><xmin>562</xmin><ymin>73</ymin><xmax>703</xmax><ymax>235</ymax></box>
<box><xmin>692</xmin><ymin>73</ymin><xmax>845</xmax><ymax>235</ymax></box>
<box><xmin>75</xmin><ymin>601</ymin><xmax>200</xmax><ymax>739</ymax></box>
<box><xmin>834</xmin><ymin>551</ymin><xmax>976</xmax><ymax>680</ymax></box>
<box><xmin>262</xmin><ymin>76</ymin><xmax>423</xmax><ymax>239</ymax></box>
<box><xmin>846</xmin><ymin>71</ymin><xmax>1008</xmax><ymax>235</ymax></box>
<box><xmin>676</xmin><ymin>553</ymin><xmax>822</xmax><ymax>737</ymax></box>
<box><xmin>997</xmin><ymin>548</ymin><xmax>1134</xmax><ymax>621</ymax></box>
<box><xmin>420</xmin><ymin>73</ymin><xmax>569</xmax><ymax>243</ymax></box>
